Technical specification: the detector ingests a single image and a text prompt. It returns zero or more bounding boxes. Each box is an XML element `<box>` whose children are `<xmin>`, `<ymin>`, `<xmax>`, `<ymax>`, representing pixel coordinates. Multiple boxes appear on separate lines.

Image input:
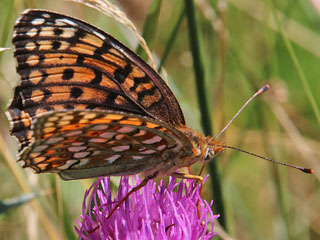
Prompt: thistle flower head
<box><xmin>76</xmin><ymin>175</ymin><xmax>218</xmax><ymax>239</ymax></box>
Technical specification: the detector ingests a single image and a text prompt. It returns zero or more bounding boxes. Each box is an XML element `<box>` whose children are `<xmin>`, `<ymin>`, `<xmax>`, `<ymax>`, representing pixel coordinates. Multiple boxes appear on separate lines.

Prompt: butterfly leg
<box><xmin>171</xmin><ymin>172</ymin><xmax>204</xmax><ymax>219</ymax></box>
<box><xmin>170</xmin><ymin>172</ymin><xmax>203</xmax><ymax>196</ymax></box>
<box><xmin>170</xmin><ymin>172</ymin><xmax>203</xmax><ymax>181</ymax></box>
<box><xmin>198</xmin><ymin>163</ymin><xmax>206</xmax><ymax>176</ymax></box>
<box><xmin>107</xmin><ymin>173</ymin><xmax>157</xmax><ymax>219</ymax></box>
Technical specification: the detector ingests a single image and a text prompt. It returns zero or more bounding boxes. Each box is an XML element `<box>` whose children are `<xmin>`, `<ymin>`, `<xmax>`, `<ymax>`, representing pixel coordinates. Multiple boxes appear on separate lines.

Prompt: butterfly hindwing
<box><xmin>8</xmin><ymin>9</ymin><xmax>185</xmax><ymax>151</ymax></box>
<box><xmin>19</xmin><ymin>110</ymin><xmax>192</xmax><ymax>180</ymax></box>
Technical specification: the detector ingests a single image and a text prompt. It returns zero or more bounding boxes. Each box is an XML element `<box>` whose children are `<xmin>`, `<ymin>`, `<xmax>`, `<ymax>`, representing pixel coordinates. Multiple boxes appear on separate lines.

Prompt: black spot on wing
<box><xmin>70</xmin><ymin>87</ymin><xmax>83</xmax><ymax>98</ymax></box>
<box><xmin>62</xmin><ymin>68</ymin><xmax>74</xmax><ymax>80</ymax></box>
<box><xmin>52</xmin><ymin>40</ymin><xmax>61</xmax><ymax>50</ymax></box>
<box><xmin>114</xmin><ymin>64</ymin><xmax>132</xmax><ymax>84</ymax></box>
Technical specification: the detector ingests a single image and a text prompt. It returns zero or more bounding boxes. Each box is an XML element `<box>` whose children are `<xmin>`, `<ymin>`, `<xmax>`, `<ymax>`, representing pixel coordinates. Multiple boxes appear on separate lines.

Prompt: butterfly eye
<box><xmin>203</xmin><ymin>148</ymin><xmax>216</xmax><ymax>162</ymax></box>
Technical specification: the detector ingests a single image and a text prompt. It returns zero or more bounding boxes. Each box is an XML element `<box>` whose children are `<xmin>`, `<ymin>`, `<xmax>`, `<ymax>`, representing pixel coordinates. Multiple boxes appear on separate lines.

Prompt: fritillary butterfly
<box><xmin>7</xmin><ymin>9</ymin><xmax>224</xmax><ymax>180</ymax></box>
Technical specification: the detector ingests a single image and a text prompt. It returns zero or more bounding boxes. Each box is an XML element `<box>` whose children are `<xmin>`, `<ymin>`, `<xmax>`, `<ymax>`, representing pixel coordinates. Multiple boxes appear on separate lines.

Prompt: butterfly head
<box><xmin>181</xmin><ymin>128</ymin><xmax>224</xmax><ymax>164</ymax></box>
<box><xmin>202</xmin><ymin>137</ymin><xmax>225</xmax><ymax>162</ymax></box>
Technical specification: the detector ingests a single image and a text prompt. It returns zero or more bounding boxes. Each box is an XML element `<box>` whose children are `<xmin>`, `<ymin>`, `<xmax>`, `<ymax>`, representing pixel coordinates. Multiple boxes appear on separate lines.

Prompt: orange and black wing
<box><xmin>18</xmin><ymin>110</ymin><xmax>192</xmax><ymax>180</ymax></box>
<box><xmin>8</xmin><ymin>9</ymin><xmax>185</xmax><ymax>151</ymax></box>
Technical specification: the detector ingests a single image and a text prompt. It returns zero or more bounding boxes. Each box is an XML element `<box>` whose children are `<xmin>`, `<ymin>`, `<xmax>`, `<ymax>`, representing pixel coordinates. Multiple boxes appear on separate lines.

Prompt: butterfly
<box><xmin>7</xmin><ymin>9</ymin><xmax>225</xmax><ymax>181</ymax></box>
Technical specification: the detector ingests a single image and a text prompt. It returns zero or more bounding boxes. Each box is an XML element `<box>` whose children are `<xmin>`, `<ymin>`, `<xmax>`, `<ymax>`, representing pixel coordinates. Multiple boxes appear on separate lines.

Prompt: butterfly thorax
<box><xmin>140</xmin><ymin>127</ymin><xmax>224</xmax><ymax>178</ymax></box>
<box><xmin>173</xmin><ymin>127</ymin><xmax>225</xmax><ymax>168</ymax></box>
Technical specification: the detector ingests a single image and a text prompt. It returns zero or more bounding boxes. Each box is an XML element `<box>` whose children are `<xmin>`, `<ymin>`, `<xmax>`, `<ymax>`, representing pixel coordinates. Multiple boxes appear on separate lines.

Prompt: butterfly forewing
<box><xmin>8</xmin><ymin>9</ymin><xmax>185</xmax><ymax>151</ymax></box>
<box><xmin>19</xmin><ymin>110</ymin><xmax>193</xmax><ymax>180</ymax></box>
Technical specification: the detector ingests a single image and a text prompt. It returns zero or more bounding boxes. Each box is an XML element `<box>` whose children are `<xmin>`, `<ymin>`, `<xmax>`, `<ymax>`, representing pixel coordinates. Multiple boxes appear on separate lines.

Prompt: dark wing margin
<box><xmin>7</xmin><ymin>9</ymin><xmax>185</xmax><ymax>150</ymax></box>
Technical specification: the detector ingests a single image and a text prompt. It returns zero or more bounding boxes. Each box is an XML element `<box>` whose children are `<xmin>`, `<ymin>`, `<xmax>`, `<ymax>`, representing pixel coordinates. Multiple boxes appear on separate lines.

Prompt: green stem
<box><xmin>158</xmin><ymin>8</ymin><xmax>185</xmax><ymax>72</ymax></box>
<box><xmin>136</xmin><ymin>0</ymin><xmax>162</xmax><ymax>59</ymax></box>
<box><xmin>184</xmin><ymin>0</ymin><xmax>227</xmax><ymax>230</ymax></box>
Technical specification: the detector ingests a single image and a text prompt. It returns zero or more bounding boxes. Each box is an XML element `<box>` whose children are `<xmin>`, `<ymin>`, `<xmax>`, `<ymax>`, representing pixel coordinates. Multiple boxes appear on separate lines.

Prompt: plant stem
<box><xmin>184</xmin><ymin>0</ymin><xmax>227</xmax><ymax>230</ymax></box>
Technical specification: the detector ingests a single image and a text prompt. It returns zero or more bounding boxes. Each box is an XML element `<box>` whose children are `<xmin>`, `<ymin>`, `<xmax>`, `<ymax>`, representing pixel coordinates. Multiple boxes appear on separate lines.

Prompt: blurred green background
<box><xmin>0</xmin><ymin>0</ymin><xmax>319</xmax><ymax>239</ymax></box>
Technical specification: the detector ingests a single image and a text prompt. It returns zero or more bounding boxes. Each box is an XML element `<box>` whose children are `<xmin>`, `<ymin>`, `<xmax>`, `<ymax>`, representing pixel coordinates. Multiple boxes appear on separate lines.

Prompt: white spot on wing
<box><xmin>26</xmin><ymin>28</ymin><xmax>38</xmax><ymax>37</ymax></box>
<box><xmin>39</xmin><ymin>27</ymin><xmax>55</xmax><ymax>37</ymax></box>
<box><xmin>117</xmin><ymin>127</ymin><xmax>134</xmax><ymax>133</ymax></box>
<box><xmin>111</xmin><ymin>145</ymin><xmax>130</xmax><ymax>152</ymax></box>
<box><xmin>55</xmin><ymin>19</ymin><xmax>67</xmax><ymax>26</ymax></box>
<box><xmin>100</xmin><ymin>132</ymin><xmax>116</xmax><ymax>138</ymax></box>
<box><xmin>156</xmin><ymin>144</ymin><xmax>166</xmax><ymax>151</ymax></box>
<box><xmin>89</xmin><ymin>138</ymin><xmax>107</xmax><ymax>143</ymax></box>
<box><xmin>77</xmin><ymin>159</ymin><xmax>89</xmax><ymax>167</ymax></box>
<box><xmin>33</xmin><ymin>145</ymin><xmax>49</xmax><ymax>152</ymax></box>
<box><xmin>25</xmin><ymin>42</ymin><xmax>36</xmax><ymax>51</ymax></box>
<box><xmin>90</xmin><ymin>125</ymin><xmax>108</xmax><ymax>130</ymax></box>
<box><xmin>32</xmin><ymin>18</ymin><xmax>45</xmax><ymax>25</ymax></box>
<box><xmin>68</xmin><ymin>146</ymin><xmax>87</xmax><ymax>152</ymax></box>
<box><xmin>139</xmin><ymin>149</ymin><xmax>156</xmax><ymax>154</ymax></box>
<box><xmin>104</xmin><ymin>154</ymin><xmax>121</xmax><ymax>164</ymax></box>
<box><xmin>57</xmin><ymin>41</ymin><xmax>69</xmax><ymax>50</ymax></box>
<box><xmin>115</xmin><ymin>134</ymin><xmax>125</xmax><ymax>140</ymax></box>
<box><xmin>65</xmin><ymin>130</ymin><xmax>83</xmax><ymax>137</ymax></box>
<box><xmin>71</xmin><ymin>142</ymin><xmax>85</xmax><ymax>146</ymax></box>
<box><xmin>61</xmin><ymin>28</ymin><xmax>76</xmax><ymax>38</ymax></box>
<box><xmin>143</xmin><ymin>135</ymin><xmax>162</xmax><ymax>144</ymax></box>
<box><xmin>57</xmin><ymin>160</ymin><xmax>79</xmax><ymax>170</ymax></box>
<box><xmin>46</xmin><ymin>137</ymin><xmax>64</xmax><ymax>144</ymax></box>
<box><xmin>73</xmin><ymin>152</ymin><xmax>91</xmax><ymax>158</ymax></box>
<box><xmin>134</xmin><ymin>130</ymin><xmax>146</xmax><ymax>137</ymax></box>
<box><xmin>42</xmin><ymin>13</ymin><xmax>51</xmax><ymax>18</ymax></box>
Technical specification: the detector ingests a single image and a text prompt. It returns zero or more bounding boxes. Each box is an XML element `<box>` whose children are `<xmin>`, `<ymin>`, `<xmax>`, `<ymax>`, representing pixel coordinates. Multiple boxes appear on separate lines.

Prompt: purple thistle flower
<box><xmin>75</xmin><ymin>175</ymin><xmax>218</xmax><ymax>240</ymax></box>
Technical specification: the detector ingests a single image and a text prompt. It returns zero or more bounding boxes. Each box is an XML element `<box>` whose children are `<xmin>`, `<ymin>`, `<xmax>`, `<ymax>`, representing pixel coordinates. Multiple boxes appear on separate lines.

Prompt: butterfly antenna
<box><xmin>216</xmin><ymin>144</ymin><xmax>313</xmax><ymax>174</ymax></box>
<box><xmin>214</xmin><ymin>85</ymin><xmax>270</xmax><ymax>139</ymax></box>
<box><xmin>212</xmin><ymin>84</ymin><xmax>313</xmax><ymax>174</ymax></box>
